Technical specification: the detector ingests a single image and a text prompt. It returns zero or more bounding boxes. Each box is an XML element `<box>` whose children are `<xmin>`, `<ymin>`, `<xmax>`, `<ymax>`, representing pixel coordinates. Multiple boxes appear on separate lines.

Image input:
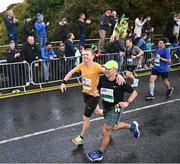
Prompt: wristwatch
<box><xmin>127</xmin><ymin>100</ymin><xmax>131</xmax><ymax>104</ymax></box>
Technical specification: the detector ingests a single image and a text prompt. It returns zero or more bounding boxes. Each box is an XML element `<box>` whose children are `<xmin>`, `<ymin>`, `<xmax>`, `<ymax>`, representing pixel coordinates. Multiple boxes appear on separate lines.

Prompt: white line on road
<box><xmin>0</xmin><ymin>98</ymin><xmax>180</xmax><ymax>145</ymax></box>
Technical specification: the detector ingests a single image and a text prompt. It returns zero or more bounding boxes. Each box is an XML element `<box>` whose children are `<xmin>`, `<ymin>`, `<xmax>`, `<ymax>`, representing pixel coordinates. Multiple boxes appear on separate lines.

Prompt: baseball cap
<box><xmin>103</xmin><ymin>60</ymin><xmax>118</xmax><ymax>69</ymax></box>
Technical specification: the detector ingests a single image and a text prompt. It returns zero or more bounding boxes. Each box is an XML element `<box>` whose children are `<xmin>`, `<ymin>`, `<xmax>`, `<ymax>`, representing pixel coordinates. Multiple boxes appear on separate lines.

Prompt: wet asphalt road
<box><xmin>0</xmin><ymin>71</ymin><xmax>179</xmax><ymax>163</ymax></box>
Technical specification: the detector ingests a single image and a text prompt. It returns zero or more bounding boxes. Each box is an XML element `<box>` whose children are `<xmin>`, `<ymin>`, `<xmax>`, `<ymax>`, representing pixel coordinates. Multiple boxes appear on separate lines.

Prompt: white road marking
<box><xmin>0</xmin><ymin>98</ymin><xmax>180</xmax><ymax>145</ymax></box>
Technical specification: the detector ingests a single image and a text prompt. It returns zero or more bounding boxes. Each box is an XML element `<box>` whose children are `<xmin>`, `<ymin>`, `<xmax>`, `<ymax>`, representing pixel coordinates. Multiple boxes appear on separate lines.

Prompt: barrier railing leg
<box><xmin>39</xmin><ymin>83</ymin><xmax>43</xmax><ymax>91</ymax></box>
<box><xmin>23</xmin><ymin>86</ymin><xmax>27</xmax><ymax>94</ymax></box>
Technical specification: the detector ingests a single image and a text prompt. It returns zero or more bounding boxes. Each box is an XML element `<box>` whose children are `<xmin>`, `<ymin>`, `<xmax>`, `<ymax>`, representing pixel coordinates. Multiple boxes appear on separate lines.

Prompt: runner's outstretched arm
<box><xmin>59</xmin><ymin>68</ymin><xmax>77</xmax><ymax>93</ymax></box>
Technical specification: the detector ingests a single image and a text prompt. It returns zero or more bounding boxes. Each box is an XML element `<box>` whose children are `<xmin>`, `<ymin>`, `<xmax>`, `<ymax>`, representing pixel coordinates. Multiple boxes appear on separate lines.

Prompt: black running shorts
<box><xmin>151</xmin><ymin>69</ymin><xmax>169</xmax><ymax>80</ymax></box>
<box><xmin>83</xmin><ymin>93</ymin><xmax>99</xmax><ymax>117</ymax></box>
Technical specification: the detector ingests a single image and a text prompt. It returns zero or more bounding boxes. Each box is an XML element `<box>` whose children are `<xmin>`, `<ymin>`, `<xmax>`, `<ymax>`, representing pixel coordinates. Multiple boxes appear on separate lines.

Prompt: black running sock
<box><xmin>80</xmin><ymin>135</ymin><xmax>83</xmax><ymax>139</ymax></box>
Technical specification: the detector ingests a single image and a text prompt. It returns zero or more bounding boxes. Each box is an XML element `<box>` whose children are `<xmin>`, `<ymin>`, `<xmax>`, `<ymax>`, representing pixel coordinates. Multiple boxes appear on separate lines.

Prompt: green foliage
<box><xmin>0</xmin><ymin>0</ymin><xmax>179</xmax><ymax>45</ymax></box>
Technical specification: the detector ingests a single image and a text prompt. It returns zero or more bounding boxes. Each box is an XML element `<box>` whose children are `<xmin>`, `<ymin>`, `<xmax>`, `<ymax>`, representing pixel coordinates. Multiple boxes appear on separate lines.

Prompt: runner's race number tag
<box><xmin>127</xmin><ymin>58</ymin><xmax>133</xmax><ymax>65</ymax></box>
<box><xmin>100</xmin><ymin>88</ymin><xmax>114</xmax><ymax>103</ymax></box>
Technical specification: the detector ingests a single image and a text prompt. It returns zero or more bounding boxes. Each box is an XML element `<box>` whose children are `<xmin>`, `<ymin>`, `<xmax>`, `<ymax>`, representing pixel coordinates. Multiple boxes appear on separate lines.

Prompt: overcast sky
<box><xmin>0</xmin><ymin>0</ymin><xmax>23</xmax><ymax>13</ymax></box>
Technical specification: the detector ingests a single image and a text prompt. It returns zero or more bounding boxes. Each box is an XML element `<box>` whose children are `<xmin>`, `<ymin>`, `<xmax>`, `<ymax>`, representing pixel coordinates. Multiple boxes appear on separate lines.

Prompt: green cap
<box><xmin>104</xmin><ymin>60</ymin><xmax>118</xmax><ymax>69</ymax></box>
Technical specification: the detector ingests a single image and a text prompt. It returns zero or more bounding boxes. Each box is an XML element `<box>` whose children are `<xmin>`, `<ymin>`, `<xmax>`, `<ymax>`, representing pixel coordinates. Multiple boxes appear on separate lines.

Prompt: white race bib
<box><xmin>82</xmin><ymin>78</ymin><xmax>92</xmax><ymax>90</ymax></box>
<box><xmin>100</xmin><ymin>88</ymin><xmax>114</xmax><ymax>103</ymax></box>
<box><xmin>127</xmin><ymin>58</ymin><xmax>133</xmax><ymax>65</ymax></box>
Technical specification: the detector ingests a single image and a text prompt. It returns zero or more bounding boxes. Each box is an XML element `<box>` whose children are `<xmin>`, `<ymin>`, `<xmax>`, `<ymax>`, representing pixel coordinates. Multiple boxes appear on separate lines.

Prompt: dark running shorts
<box><xmin>83</xmin><ymin>93</ymin><xmax>99</xmax><ymax>117</ymax></box>
<box><xmin>104</xmin><ymin>107</ymin><xmax>124</xmax><ymax>126</ymax></box>
<box><xmin>151</xmin><ymin>69</ymin><xmax>169</xmax><ymax>80</ymax></box>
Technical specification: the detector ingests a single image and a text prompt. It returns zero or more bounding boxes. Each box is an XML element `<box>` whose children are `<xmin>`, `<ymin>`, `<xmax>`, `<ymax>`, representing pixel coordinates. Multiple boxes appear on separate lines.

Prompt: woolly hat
<box><xmin>37</xmin><ymin>13</ymin><xmax>43</xmax><ymax>20</ymax></box>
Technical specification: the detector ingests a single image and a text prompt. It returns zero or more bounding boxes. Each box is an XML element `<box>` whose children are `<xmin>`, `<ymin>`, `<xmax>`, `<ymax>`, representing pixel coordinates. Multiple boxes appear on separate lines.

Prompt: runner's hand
<box><xmin>118</xmin><ymin>101</ymin><xmax>129</xmax><ymax>108</ymax></box>
<box><xmin>93</xmin><ymin>90</ymin><xmax>99</xmax><ymax>97</ymax></box>
<box><xmin>60</xmin><ymin>83</ymin><xmax>66</xmax><ymax>93</ymax></box>
<box><xmin>116</xmin><ymin>74</ymin><xmax>125</xmax><ymax>85</ymax></box>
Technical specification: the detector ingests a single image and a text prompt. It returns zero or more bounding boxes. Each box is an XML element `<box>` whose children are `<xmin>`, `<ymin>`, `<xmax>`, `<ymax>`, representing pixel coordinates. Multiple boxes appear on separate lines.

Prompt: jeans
<box><xmin>42</xmin><ymin>61</ymin><xmax>50</xmax><ymax>81</ymax></box>
<box><xmin>117</xmin><ymin>54</ymin><xmax>124</xmax><ymax>72</ymax></box>
<box><xmin>79</xmin><ymin>34</ymin><xmax>86</xmax><ymax>46</ymax></box>
<box><xmin>38</xmin><ymin>36</ymin><xmax>47</xmax><ymax>50</ymax></box>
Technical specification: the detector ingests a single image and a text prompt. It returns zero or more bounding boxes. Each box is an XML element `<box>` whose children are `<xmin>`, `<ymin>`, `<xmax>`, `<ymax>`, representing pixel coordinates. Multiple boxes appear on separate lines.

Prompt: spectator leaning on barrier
<box><xmin>64</xmin><ymin>33</ymin><xmax>76</xmax><ymax>57</ymax></box>
<box><xmin>77</xmin><ymin>13</ymin><xmax>91</xmax><ymax>46</ymax></box>
<box><xmin>6</xmin><ymin>40</ymin><xmax>22</xmax><ymax>91</ymax></box>
<box><xmin>41</xmin><ymin>41</ymin><xmax>56</xmax><ymax>82</ymax></box>
<box><xmin>137</xmin><ymin>33</ymin><xmax>148</xmax><ymax>51</ymax></box>
<box><xmin>6</xmin><ymin>40</ymin><xmax>21</xmax><ymax>63</ymax></box>
<box><xmin>59</xmin><ymin>17</ymin><xmax>70</xmax><ymax>43</ymax></box>
<box><xmin>22</xmin><ymin>16</ymin><xmax>34</xmax><ymax>43</ymax></box>
<box><xmin>64</xmin><ymin>33</ymin><xmax>76</xmax><ymax>72</ymax></box>
<box><xmin>35</xmin><ymin>13</ymin><xmax>50</xmax><ymax>50</ymax></box>
<box><xmin>3</xmin><ymin>10</ymin><xmax>19</xmax><ymax>47</ymax></box>
<box><xmin>21</xmin><ymin>36</ymin><xmax>40</xmax><ymax>64</ymax></box>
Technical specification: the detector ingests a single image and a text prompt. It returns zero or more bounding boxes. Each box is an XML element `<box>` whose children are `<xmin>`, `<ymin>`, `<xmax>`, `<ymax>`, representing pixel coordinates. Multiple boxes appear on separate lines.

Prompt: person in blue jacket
<box><xmin>4</xmin><ymin>10</ymin><xmax>19</xmax><ymax>47</ymax></box>
<box><xmin>41</xmin><ymin>41</ymin><xmax>56</xmax><ymax>82</ymax></box>
<box><xmin>35</xmin><ymin>13</ymin><xmax>50</xmax><ymax>50</ymax></box>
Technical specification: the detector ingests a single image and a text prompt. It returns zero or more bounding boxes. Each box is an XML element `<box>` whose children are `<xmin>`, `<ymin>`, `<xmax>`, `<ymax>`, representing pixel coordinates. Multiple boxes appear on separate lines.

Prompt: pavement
<box><xmin>0</xmin><ymin>70</ymin><xmax>180</xmax><ymax>163</ymax></box>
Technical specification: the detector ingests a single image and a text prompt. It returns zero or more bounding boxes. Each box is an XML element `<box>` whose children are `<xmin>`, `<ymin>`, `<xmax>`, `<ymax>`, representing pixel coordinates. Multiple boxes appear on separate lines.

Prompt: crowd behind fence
<box><xmin>0</xmin><ymin>46</ymin><xmax>179</xmax><ymax>92</ymax></box>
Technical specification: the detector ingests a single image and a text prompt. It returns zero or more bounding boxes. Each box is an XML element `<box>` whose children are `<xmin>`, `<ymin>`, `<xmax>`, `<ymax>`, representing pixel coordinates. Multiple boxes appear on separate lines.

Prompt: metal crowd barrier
<box><xmin>30</xmin><ymin>57</ymin><xmax>81</xmax><ymax>90</ymax></box>
<box><xmin>0</xmin><ymin>47</ymin><xmax>179</xmax><ymax>92</ymax></box>
<box><xmin>0</xmin><ymin>62</ymin><xmax>30</xmax><ymax>93</ymax></box>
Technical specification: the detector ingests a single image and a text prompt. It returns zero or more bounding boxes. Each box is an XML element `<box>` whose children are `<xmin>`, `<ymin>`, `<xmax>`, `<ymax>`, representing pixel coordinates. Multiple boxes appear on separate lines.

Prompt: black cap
<box><xmin>45</xmin><ymin>41</ymin><xmax>52</xmax><ymax>46</ymax></box>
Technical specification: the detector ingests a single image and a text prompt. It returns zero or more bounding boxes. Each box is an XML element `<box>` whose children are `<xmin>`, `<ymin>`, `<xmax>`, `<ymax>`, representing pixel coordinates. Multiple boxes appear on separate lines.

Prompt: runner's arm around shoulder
<box><xmin>100</xmin><ymin>66</ymin><xmax>125</xmax><ymax>85</ymax></box>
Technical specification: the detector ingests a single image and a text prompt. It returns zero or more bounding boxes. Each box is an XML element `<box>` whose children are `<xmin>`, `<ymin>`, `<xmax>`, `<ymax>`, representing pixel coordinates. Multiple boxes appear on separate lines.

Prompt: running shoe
<box><xmin>12</xmin><ymin>89</ymin><xmax>21</xmax><ymax>94</ymax></box>
<box><xmin>87</xmin><ymin>150</ymin><xmax>103</xmax><ymax>162</ymax></box>
<box><xmin>72</xmin><ymin>135</ymin><xmax>83</xmax><ymax>145</ymax></box>
<box><xmin>166</xmin><ymin>87</ymin><xmax>174</xmax><ymax>97</ymax></box>
<box><xmin>145</xmin><ymin>94</ymin><xmax>154</xmax><ymax>101</ymax></box>
<box><xmin>130</xmin><ymin>121</ymin><xmax>140</xmax><ymax>138</ymax></box>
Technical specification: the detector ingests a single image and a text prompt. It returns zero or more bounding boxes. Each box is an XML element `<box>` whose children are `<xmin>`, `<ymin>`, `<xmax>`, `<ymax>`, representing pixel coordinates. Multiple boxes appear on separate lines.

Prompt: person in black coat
<box><xmin>164</xmin><ymin>12</ymin><xmax>178</xmax><ymax>43</ymax></box>
<box><xmin>22</xmin><ymin>16</ymin><xmax>34</xmax><ymax>43</ymax></box>
<box><xmin>59</xmin><ymin>18</ymin><xmax>70</xmax><ymax>43</ymax></box>
<box><xmin>6</xmin><ymin>40</ymin><xmax>22</xmax><ymax>87</ymax></box>
<box><xmin>77</xmin><ymin>13</ymin><xmax>91</xmax><ymax>46</ymax></box>
<box><xmin>21</xmin><ymin>36</ymin><xmax>40</xmax><ymax>64</ymax></box>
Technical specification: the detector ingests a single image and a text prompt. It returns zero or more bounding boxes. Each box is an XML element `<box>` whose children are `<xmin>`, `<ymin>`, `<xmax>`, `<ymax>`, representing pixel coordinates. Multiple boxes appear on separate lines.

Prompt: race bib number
<box><xmin>154</xmin><ymin>58</ymin><xmax>160</xmax><ymax>66</ymax></box>
<box><xmin>100</xmin><ymin>88</ymin><xmax>114</xmax><ymax>103</ymax></box>
<box><xmin>82</xmin><ymin>78</ymin><xmax>92</xmax><ymax>90</ymax></box>
<box><xmin>127</xmin><ymin>58</ymin><xmax>133</xmax><ymax>65</ymax></box>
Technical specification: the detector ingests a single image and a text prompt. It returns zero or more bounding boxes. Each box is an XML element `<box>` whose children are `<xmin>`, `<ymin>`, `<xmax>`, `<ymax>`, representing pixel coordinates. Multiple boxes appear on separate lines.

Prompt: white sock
<box><xmin>150</xmin><ymin>82</ymin><xmax>155</xmax><ymax>96</ymax></box>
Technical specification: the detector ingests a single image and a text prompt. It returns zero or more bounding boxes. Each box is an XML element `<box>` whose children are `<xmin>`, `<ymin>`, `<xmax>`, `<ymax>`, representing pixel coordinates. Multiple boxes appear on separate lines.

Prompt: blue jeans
<box><xmin>79</xmin><ymin>34</ymin><xmax>86</xmax><ymax>46</ymax></box>
<box><xmin>38</xmin><ymin>36</ymin><xmax>47</xmax><ymax>50</ymax></box>
<box><xmin>117</xmin><ymin>55</ymin><xmax>124</xmax><ymax>72</ymax></box>
<box><xmin>42</xmin><ymin>61</ymin><xmax>50</xmax><ymax>81</ymax></box>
